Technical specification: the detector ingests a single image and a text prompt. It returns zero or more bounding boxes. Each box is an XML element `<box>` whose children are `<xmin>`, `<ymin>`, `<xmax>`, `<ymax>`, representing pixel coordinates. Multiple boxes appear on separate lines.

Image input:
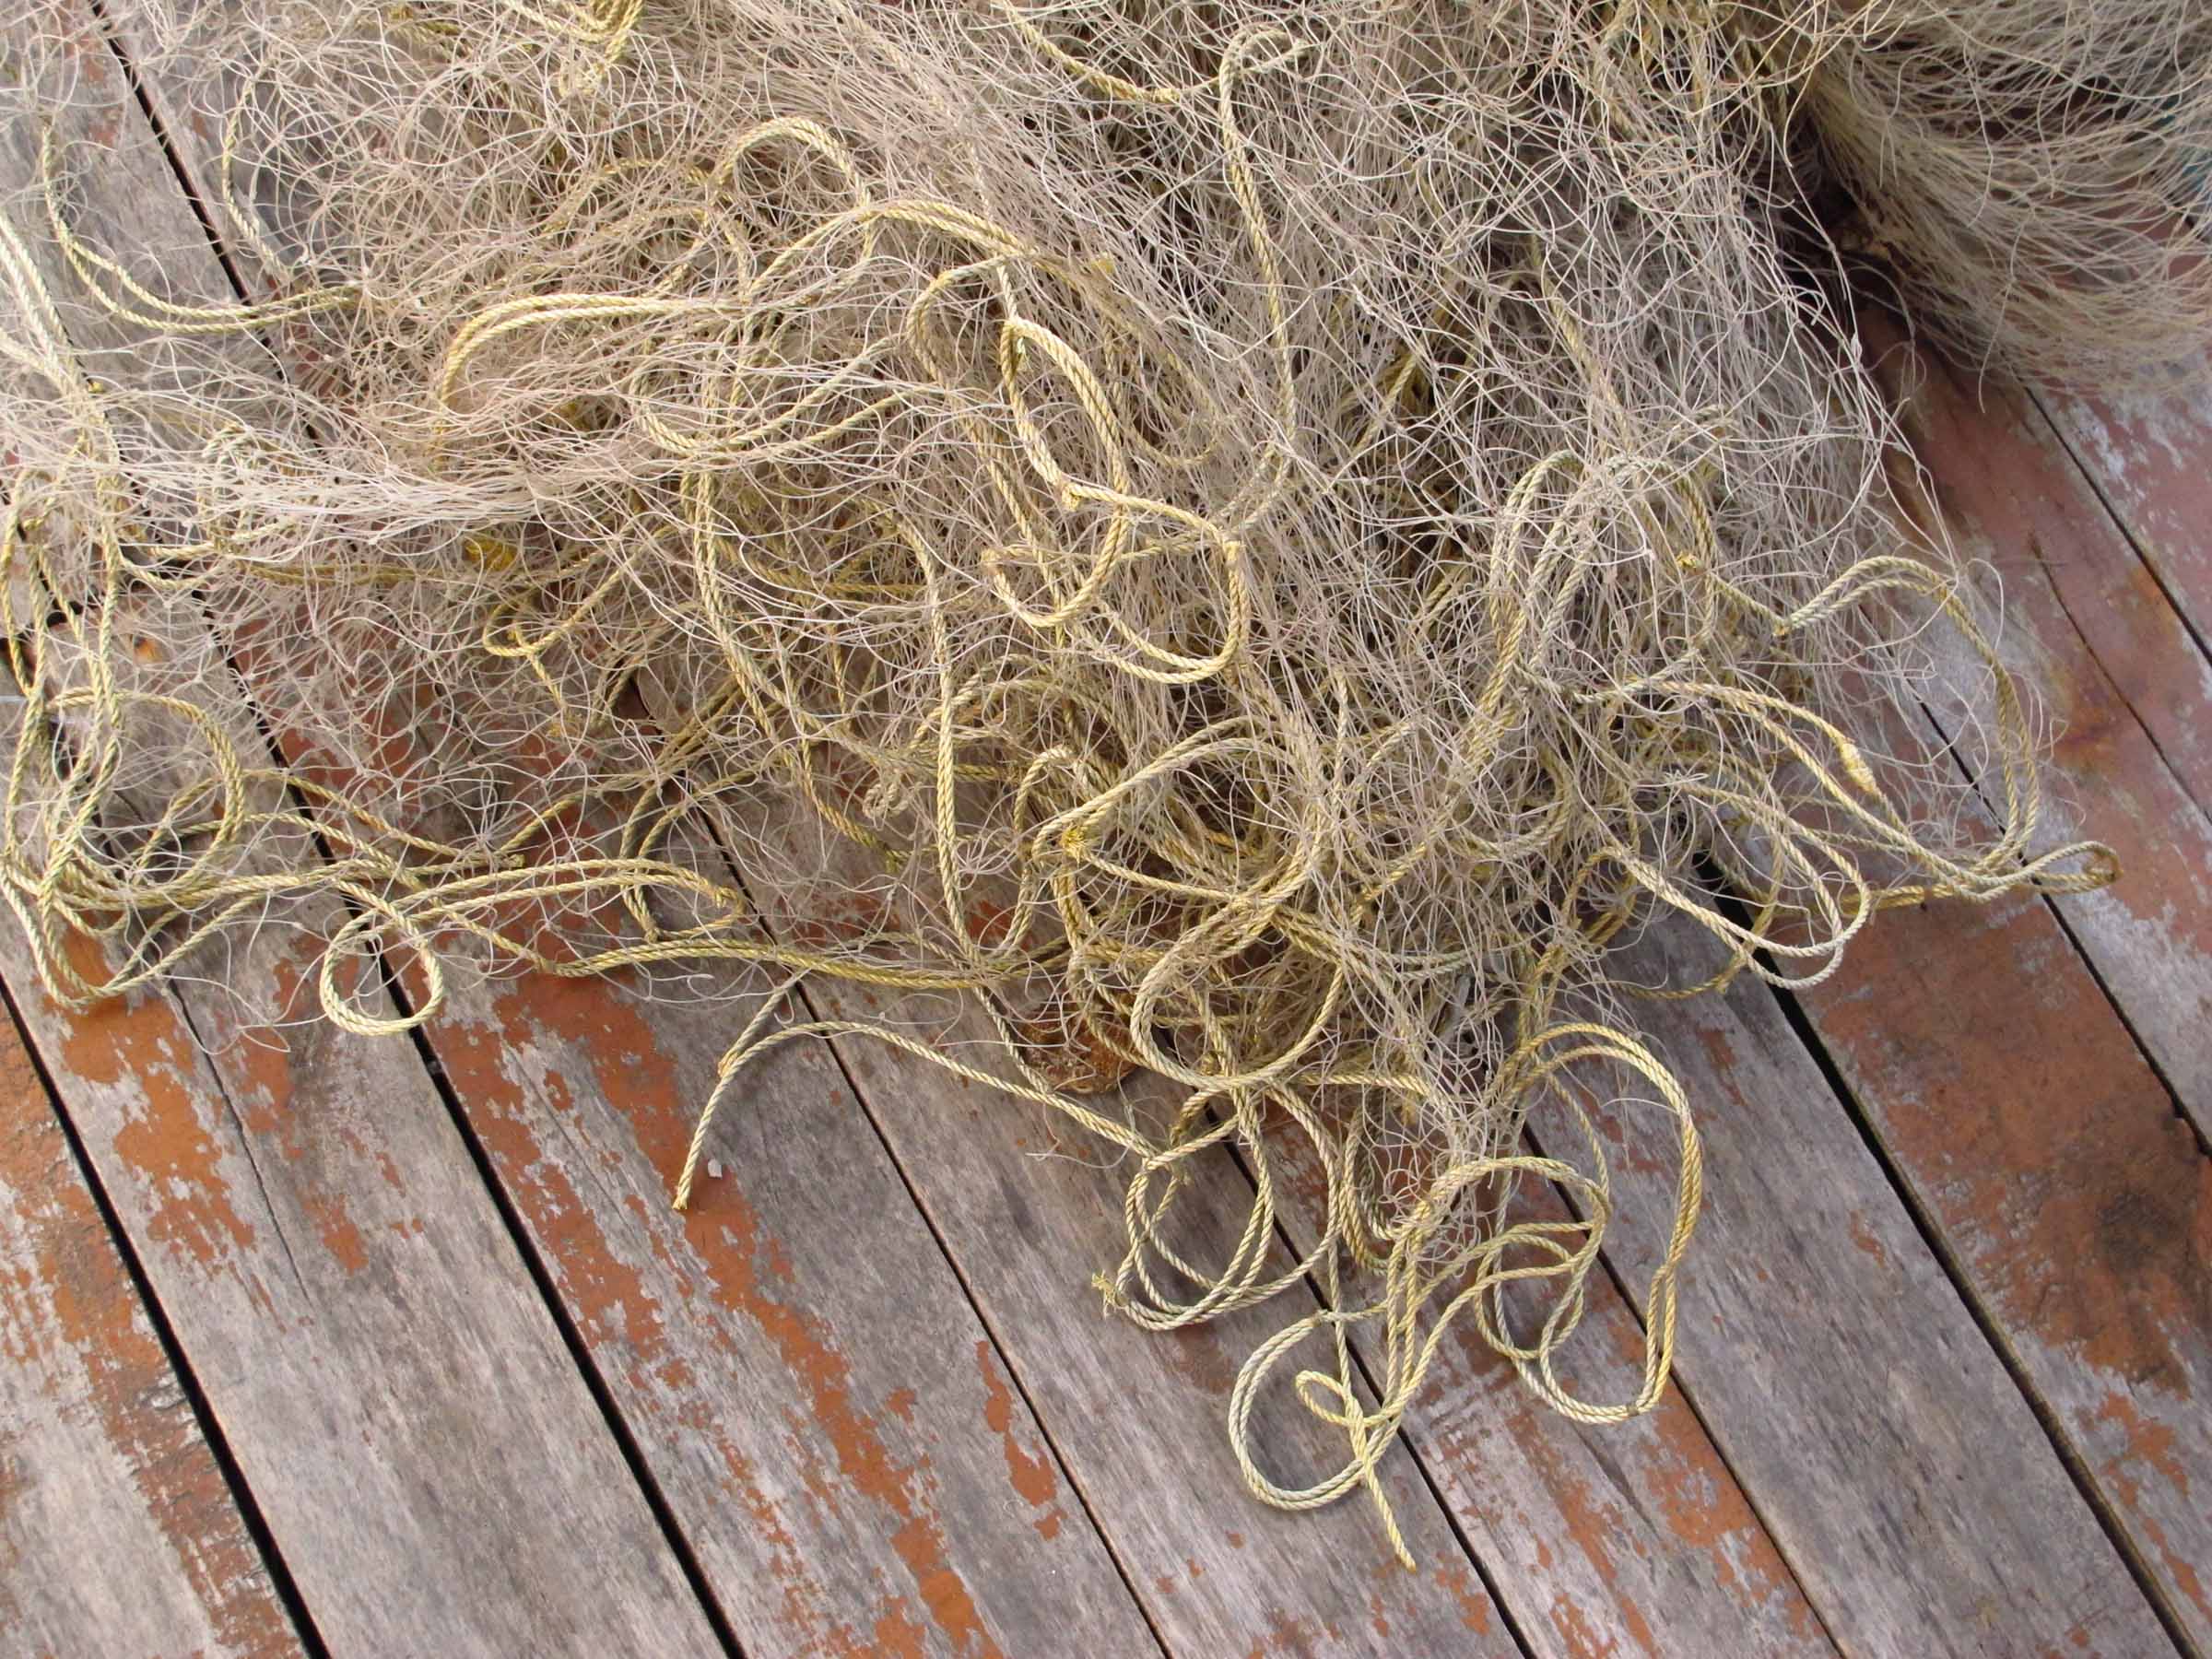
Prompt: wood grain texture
<box><xmin>399</xmin><ymin>910</ymin><xmax>1164</xmax><ymax>1659</ymax></box>
<box><xmin>1403</xmin><ymin>1182</ymin><xmax>1830</xmax><ymax>1659</ymax></box>
<box><xmin>0</xmin><ymin>925</ymin><xmax>719</xmax><ymax>1656</ymax></box>
<box><xmin>2038</xmin><ymin>362</ymin><xmax>2212</xmax><ymax>716</ymax></box>
<box><xmin>1794</xmin><ymin>870</ymin><xmax>2211</xmax><ymax>1654</ymax></box>
<box><xmin>66</xmin><ymin>11</ymin><xmax>1166</xmax><ymax>1646</ymax></box>
<box><xmin>0</xmin><ymin>1008</ymin><xmax>301</xmax><ymax>1659</ymax></box>
<box><xmin>0</xmin><ymin>35</ymin><xmax>724</xmax><ymax>1654</ymax></box>
<box><xmin>1871</xmin><ymin>335</ymin><xmax>2212</xmax><ymax>1130</ymax></box>
<box><xmin>2028</xmin><ymin>390</ymin><xmax>2212</xmax><ymax>822</ymax></box>
<box><xmin>1815</xmin><ymin>333</ymin><xmax>2212</xmax><ymax>1652</ymax></box>
<box><xmin>681</xmin><ymin>782</ymin><xmax>1526</xmax><ymax>1655</ymax></box>
<box><xmin>1603</xmin><ymin>941</ymin><xmax>2176</xmax><ymax>1658</ymax></box>
<box><xmin>1253</xmin><ymin>1094</ymin><xmax>1834</xmax><ymax>1658</ymax></box>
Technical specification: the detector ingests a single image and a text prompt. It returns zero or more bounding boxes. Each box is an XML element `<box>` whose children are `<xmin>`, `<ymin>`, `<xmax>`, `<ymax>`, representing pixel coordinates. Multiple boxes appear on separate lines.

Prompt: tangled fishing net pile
<box><xmin>4</xmin><ymin>0</ymin><xmax>2197</xmax><ymax>1552</ymax></box>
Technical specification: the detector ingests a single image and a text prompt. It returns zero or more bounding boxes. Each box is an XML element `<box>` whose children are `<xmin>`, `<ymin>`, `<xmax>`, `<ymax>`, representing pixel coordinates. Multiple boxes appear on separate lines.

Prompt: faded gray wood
<box><xmin>1605</xmin><ymin>934</ymin><xmax>2178</xmax><ymax>1659</ymax></box>
<box><xmin>1875</xmin><ymin>335</ymin><xmax>2212</xmax><ymax>1135</ymax></box>
<box><xmin>2037</xmin><ymin>363</ymin><xmax>2212</xmax><ymax>710</ymax></box>
<box><xmin>1841</xmin><ymin>335</ymin><xmax>2212</xmax><ymax>1651</ymax></box>
<box><xmin>1789</xmin><ymin>828</ymin><xmax>2212</xmax><ymax>1653</ymax></box>
<box><xmin>2028</xmin><ymin>381</ymin><xmax>2212</xmax><ymax>822</ymax></box>
<box><xmin>391</xmin><ymin>865</ymin><xmax>1166</xmax><ymax>1658</ymax></box>
<box><xmin>0</xmin><ymin>933</ymin><xmax>718</xmax><ymax>1656</ymax></box>
<box><xmin>0</xmin><ymin>1011</ymin><xmax>301</xmax><ymax>1659</ymax></box>
<box><xmin>1794</xmin><ymin>869</ymin><xmax>2210</xmax><ymax>1655</ymax></box>
<box><xmin>0</xmin><ymin>32</ymin><xmax>722</xmax><ymax>1654</ymax></box>
<box><xmin>1395</xmin><ymin>1185</ymin><xmax>1833</xmax><ymax>1659</ymax></box>
<box><xmin>51</xmin><ymin>11</ymin><xmax>1166</xmax><ymax>1648</ymax></box>
<box><xmin>1226</xmin><ymin>1088</ymin><xmax>1836</xmax><ymax>1656</ymax></box>
<box><xmin>678</xmin><ymin>780</ymin><xmax>1526</xmax><ymax>1654</ymax></box>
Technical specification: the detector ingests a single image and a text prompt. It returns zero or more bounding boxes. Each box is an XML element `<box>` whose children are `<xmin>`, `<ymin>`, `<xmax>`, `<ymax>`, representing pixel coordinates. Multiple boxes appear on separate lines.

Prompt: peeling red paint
<box><xmin>1846</xmin><ymin>1213</ymin><xmax>1890</xmax><ymax>1273</ymax></box>
<box><xmin>426</xmin><ymin>967</ymin><xmax>1002</xmax><ymax>1656</ymax></box>
<box><xmin>309</xmin><ymin>1200</ymin><xmax>370</xmax><ymax>1276</ymax></box>
<box><xmin>1432</xmin><ymin>1564</ymin><xmax>1496</xmax><ymax>1636</ymax></box>
<box><xmin>1451</xmin><ymin>1316</ymin><xmax>1665</xmax><ymax>1658</ymax></box>
<box><xmin>1809</xmin><ymin>898</ymin><xmax>2210</xmax><ymax>1394</ymax></box>
<box><xmin>2092</xmin><ymin>1392</ymin><xmax>2211</xmax><ymax>1627</ymax></box>
<box><xmin>973</xmin><ymin>1338</ymin><xmax>1058</xmax><ymax>1521</ymax></box>
<box><xmin>1258</xmin><ymin>1605</ymin><xmax>1322</xmax><ymax>1655</ymax></box>
<box><xmin>1154</xmin><ymin>1321</ymin><xmax>1239</xmax><ymax>1396</ymax></box>
<box><xmin>2</xmin><ymin>1029</ymin><xmax>292</xmax><ymax>1654</ymax></box>
<box><xmin>871</xmin><ymin>1601</ymin><xmax>927</xmax><ymax>1659</ymax></box>
<box><xmin>49</xmin><ymin>936</ymin><xmax>258</xmax><ymax>1275</ymax></box>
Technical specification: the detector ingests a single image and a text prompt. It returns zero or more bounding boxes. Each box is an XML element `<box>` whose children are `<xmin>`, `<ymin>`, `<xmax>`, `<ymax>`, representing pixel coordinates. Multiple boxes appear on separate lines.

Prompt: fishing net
<box><xmin>3</xmin><ymin>0</ymin><xmax>2183</xmax><ymax>1554</ymax></box>
<box><xmin>1800</xmin><ymin>0</ymin><xmax>2212</xmax><ymax>382</ymax></box>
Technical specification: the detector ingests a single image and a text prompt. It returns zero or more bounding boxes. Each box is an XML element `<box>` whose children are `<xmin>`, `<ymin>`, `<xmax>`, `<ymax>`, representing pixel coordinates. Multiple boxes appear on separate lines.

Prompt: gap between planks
<box><xmin>32</xmin><ymin>8</ymin><xmax>2212</xmax><ymax>1654</ymax></box>
<box><xmin>1</xmin><ymin>25</ymin><xmax>734</xmax><ymax>1653</ymax></box>
<box><xmin>0</xmin><ymin>980</ymin><xmax>313</xmax><ymax>1656</ymax></box>
<box><xmin>43</xmin><ymin>18</ymin><xmax>1182</xmax><ymax>1653</ymax></box>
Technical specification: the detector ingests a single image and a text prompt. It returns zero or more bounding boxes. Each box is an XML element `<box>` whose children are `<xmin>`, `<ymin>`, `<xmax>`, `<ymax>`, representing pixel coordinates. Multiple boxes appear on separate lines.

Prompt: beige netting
<box><xmin>3</xmin><ymin>0</ymin><xmax>2183</xmax><ymax>1555</ymax></box>
<box><xmin>1800</xmin><ymin>0</ymin><xmax>2212</xmax><ymax>382</ymax></box>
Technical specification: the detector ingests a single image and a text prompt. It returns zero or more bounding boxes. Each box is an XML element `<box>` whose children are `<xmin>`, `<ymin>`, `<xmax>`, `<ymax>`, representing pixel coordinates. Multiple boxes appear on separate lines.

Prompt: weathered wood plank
<box><xmin>1721</xmin><ymin>335</ymin><xmax>2212</xmax><ymax>1651</ymax></box>
<box><xmin>1</xmin><ymin>36</ymin><xmax>725</xmax><ymax>1653</ymax></box>
<box><xmin>2037</xmin><ymin>364</ymin><xmax>2212</xmax><ymax>746</ymax></box>
<box><xmin>1808</xmin><ymin>335</ymin><xmax>2212</xmax><ymax>1648</ymax></box>
<box><xmin>1592</xmin><ymin>939</ymin><xmax>2180</xmax><ymax>1658</ymax></box>
<box><xmin>1406</xmin><ymin>1182</ymin><xmax>1831</xmax><ymax>1659</ymax></box>
<box><xmin>66</xmin><ymin>12</ymin><xmax>1168</xmax><ymax>1643</ymax></box>
<box><xmin>2028</xmin><ymin>394</ymin><xmax>2212</xmax><ymax>820</ymax></box>
<box><xmin>1869</xmin><ymin>335</ymin><xmax>2212</xmax><ymax>1135</ymax></box>
<box><xmin>0</xmin><ymin>1006</ymin><xmax>301</xmax><ymax>1659</ymax></box>
<box><xmin>1792</xmin><ymin>867</ymin><xmax>2210</xmax><ymax>1653</ymax></box>
<box><xmin>681</xmin><ymin>788</ymin><xmax>1528</xmax><ymax>1653</ymax></box>
<box><xmin>0</xmin><ymin>924</ymin><xmax>718</xmax><ymax>1655</ymax></box>
<box><xmin>397</xmin><ymin>915</ymin><xmax>1165</xmax><ymax>1657</ymax></box>
<box><xmin>1250</xmin><ymin>1094</ymin><xmax>1835</xmax><ymax>1656</ymax></box>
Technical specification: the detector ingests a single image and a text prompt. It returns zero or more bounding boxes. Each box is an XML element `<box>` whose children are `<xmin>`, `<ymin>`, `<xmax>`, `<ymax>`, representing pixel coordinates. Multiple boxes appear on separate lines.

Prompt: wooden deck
<box><xmin>4</xmin><ymin>9</ymin><xmax>2210</xmax><ymax>1656</ymax></box>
